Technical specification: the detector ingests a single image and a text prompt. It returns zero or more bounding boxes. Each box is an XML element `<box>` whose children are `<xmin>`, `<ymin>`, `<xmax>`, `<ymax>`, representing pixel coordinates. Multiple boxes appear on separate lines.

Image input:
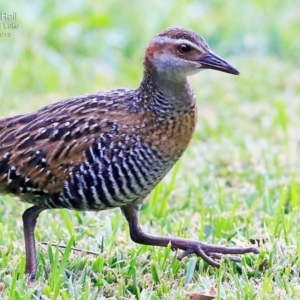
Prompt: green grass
<box><xmin>0</xmin><ymin>0</ymin><xmax>300</xmax><ymax>299</ymax></box>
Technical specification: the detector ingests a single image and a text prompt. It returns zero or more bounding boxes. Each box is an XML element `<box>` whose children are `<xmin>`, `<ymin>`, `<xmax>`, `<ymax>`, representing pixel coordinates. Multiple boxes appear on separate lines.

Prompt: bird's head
<box><xmin>144</xmin><ymin>28</ymin><xmax>239</xmax><ymax>81</ymax></box>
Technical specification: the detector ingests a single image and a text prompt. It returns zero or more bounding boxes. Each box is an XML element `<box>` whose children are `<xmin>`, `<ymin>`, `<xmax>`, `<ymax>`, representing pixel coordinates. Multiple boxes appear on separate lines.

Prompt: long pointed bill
<box><xmin>198</xmin><ymin>51</ymin><xmax>240</xmax><ymax>75</ymax></box>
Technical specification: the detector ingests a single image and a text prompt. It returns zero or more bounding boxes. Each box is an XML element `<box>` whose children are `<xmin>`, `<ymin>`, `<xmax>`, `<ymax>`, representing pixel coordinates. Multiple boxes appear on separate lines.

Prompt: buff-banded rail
<box><xmin>0</xmin><ymin>28</ymin><xmax>259</xmax><ymax>280</ymax></box>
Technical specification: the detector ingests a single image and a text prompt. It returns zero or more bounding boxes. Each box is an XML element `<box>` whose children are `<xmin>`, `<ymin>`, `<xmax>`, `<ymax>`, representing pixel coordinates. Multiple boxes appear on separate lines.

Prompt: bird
<box><xmin>0</xmin><ymin>28</ymin><xmax>259</xmax><ymax>280</ymax></box>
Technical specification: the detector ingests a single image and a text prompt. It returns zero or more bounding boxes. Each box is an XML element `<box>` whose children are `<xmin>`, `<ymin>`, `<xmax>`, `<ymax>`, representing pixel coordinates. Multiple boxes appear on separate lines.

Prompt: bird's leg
<box><xmin>22</xmin><ymin>206</ymin><xmax>45</xmax><ymax>280</ymax></box>
<box><xmin>122</xmin><ymin>205</ymin><xmax>259</xmax><ymax>268</ymax></box>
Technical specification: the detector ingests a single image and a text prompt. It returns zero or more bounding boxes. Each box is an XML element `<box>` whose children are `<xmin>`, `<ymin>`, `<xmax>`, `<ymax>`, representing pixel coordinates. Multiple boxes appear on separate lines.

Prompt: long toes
<box><xmin>176</xmin><ymin>243</ymin><xmax>259</xmax><ymax>268</ymax></box>
<box><xmin>228</xmin><ymin>256</ymin><xmax>242</xmax><ymax>262</ymax></box>
<box><xmin>194</xmin><ymin>245</ymin><xmax>220</xmax><ymax>268</ymax></box>
<box><xmin>209</xmin><ymin>252</ymin><xmax>241</xmax><ymax>262</ymax></box>
<box><xmin>178</xmin><ymin>246</ymin><xmax>220</xmax><ymax>268</ymax></box>
<box><xmin>178</xmin><ymin>248</ymin><xmax>194</xmax><ymax>260</ymax></box>
<box><xmin>178</xmin><ymin>242</ymin><xmax>259</xmax><ymax>268</ymax></box>
<box><xmin>201</xmin><ymin>244</ymin><xmax>260</xmax><ymax>255</ymax></box>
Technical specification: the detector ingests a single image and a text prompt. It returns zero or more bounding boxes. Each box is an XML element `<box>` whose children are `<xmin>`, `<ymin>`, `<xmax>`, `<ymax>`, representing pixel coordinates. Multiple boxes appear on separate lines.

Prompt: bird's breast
<box><xmin>147</xmin><ymin>105</ymin><xmax>198</xmax><ymax>160</ymax></box>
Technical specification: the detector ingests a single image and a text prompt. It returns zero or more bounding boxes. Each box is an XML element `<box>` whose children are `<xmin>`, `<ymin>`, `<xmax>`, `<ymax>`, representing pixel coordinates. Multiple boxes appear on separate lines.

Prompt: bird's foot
<box><xmin>177</xmin><ymin>241</ymin><xmax>260</xmax><ymax>267</ymax></box>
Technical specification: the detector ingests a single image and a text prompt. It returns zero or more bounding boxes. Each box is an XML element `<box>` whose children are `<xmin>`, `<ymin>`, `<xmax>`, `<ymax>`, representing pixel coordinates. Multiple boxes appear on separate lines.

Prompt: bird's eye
<box><xmin>177</xmin><ymin>44</ymin><xmax>191</xmax><ymax>54</ymax></box>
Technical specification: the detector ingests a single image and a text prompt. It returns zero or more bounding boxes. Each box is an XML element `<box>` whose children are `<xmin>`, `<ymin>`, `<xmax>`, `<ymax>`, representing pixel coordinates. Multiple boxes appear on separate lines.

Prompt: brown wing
<box><xmin>0</xmin><ymin>90</ymin><xmax>136</xmax><ymax>196</ymax></box>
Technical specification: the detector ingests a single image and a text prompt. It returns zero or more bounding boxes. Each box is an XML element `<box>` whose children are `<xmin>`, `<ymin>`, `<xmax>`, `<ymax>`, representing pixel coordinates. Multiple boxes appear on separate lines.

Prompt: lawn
<box><xmin>0</xmin><ymin>0</ymin><xmax>300</xmax><ymax>299</ymax></box>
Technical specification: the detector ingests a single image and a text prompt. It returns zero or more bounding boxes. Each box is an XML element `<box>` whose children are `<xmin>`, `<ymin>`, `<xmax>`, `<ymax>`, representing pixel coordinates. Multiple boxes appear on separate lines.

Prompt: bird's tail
<box><xmin>0</xmin><ymin>117</ymin><xmax>6</xmax><ymax>140</ymax></box>
<box><xmin>0</xmin><ymin>116</ymin><xmax>11</xmax><ymax>140</ymax></box>
<box><xmin>0</xmin><ymin>114</ymin><xmax>17</xmax><ymax>158</ymax></box>
<box><xmin>0</xmin><ymin>117</ymin><xmax>9</xmax><ymax>189</ymax></box>
<box><xmin>0</xmin><ymin>115</ymin><xmax>16</xmax><ymax>192</ymax></box>
<box><xmin>0</xmin><ymin>114</ymin><xmax>19</xmax><ymax>136</ymax></box>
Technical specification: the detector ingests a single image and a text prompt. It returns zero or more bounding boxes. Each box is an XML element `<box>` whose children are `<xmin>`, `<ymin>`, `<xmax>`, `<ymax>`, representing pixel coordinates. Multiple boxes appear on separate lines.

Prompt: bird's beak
<box><xmin>198</xmin><ymin>51</ymin><xmax>240</xmax><ymax>75</ymax></box>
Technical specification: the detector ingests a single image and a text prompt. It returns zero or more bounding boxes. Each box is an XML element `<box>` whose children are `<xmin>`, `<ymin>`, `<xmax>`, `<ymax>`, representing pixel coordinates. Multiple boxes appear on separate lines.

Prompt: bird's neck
<box><xmin>138</xmin><ymin>69</ymin><xmax>196</xmax><ymax>116</ymax></box>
